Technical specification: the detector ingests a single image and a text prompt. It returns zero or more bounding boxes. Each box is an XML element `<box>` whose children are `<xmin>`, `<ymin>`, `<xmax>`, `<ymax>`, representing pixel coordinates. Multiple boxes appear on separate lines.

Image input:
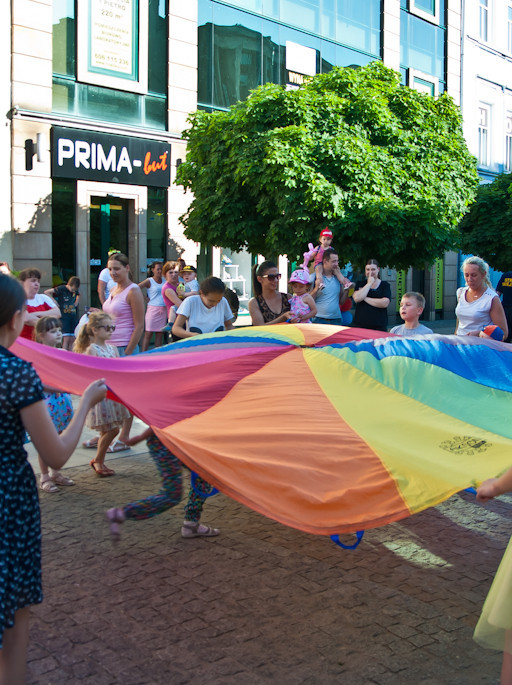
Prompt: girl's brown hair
<box><xmin>34</xmin><ymin>316</ymin><xmax>62</xmax><ymax>343</ymax></box>
<box><xmin>73</xmin><ymin>312</ymin><xmax>114</xmax><ymax>353</ymax></box>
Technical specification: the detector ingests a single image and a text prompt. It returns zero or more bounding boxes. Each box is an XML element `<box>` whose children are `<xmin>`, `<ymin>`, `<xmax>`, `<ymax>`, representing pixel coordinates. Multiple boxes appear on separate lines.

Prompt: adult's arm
<box><xmin>124</xmin><ymin>286</ymin><xmax>145</xmax><ymax>355</ymax></box>
<box><xmin>363</xmin><ymin>296</ymin><xmax>390</xmax><ymax>309</ymax></box>
<box><xmin>490</xmin><ymin>296</ymin><xmax>508</xmax><ymax>339</ymax></box>
<box><xmin>163</xmin><ymin>286</ymin><xmax>182</xmax><ymax>308</ymax></box>
<box><xmin>352</xmin><ymin>279</ymin><xmax>374</xmax><ymax>303</ymax></box>
<box><xmin>137</xmin><ymin>278</ymin><xmax>151</xmax><ymax>290</ymax></box>
<box><xmin>248</xmin><ymin>297</ymin><xmax>290</xmax><ymax>326</ymax></box>
<box><xmin>21</xmin><ymin>380</ymin><xmax>106</xmax><ymax>469</ymax></box>
<box><xmin>98</xmin><ymin>279</ymin><xmax>107</xmax><ymax>305</ymax></box>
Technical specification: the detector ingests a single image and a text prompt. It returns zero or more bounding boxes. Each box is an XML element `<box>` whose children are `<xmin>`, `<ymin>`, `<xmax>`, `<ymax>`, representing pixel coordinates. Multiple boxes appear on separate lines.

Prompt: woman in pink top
<box><xmin>100</xmin><ymin>253</ymin><xmax>144</xmax><ymax>450</ymax></box>
<box><xmin>102</xmin><ymin>253</ymin><xmax>144</xmax><ymax>355</ymax></box>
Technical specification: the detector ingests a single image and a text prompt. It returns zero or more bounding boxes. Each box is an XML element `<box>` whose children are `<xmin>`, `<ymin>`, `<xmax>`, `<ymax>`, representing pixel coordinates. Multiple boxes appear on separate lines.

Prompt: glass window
<box><xmin>508</xmin><ymin>4</ymin><xmax>512</xmax><ymax>53</ymax></box>
<box><xmin>335</xmin><ymin>0</ymin><xmax>381</xmax><ymax>55</ymax></box>
<box><xmin>478</xmin><ymin>104</ymin><xmax>490</xmax><ymax>167</ymax></box>
<box><xmin>400</xmin><ymin>11</ymin><xmax>445</xmax><ymax>83</ymax></box>
<box><xmin>480</xmin><ymin>0</ymin><xmax>489</xmax><ymax>42</ymax></box>
<box><xmin>52</xmin><ymin>180</ymin><xmax>76</xmax><ymax>283</ymax></box>
<box><xmin>212</xmin><ymin>5</ymin><xmax>263</xmax><ymax>108</ymax></box>
<box><xmin>505</xmin><ymin>113</ymin><xmax>512</xmax><ymax>171</ymax></box>
<box><xmin>53</xmin><ymin>0</ymin><xmax>75</xmax><ymax>77</ymax></box>
<box><xmin>52</xmin><ymin>0</ymin><xmax>167</xmax><ymax>128</ymax></box>
<box><xmin>414</xmin><ymin>0</ymin><xmax>435</xmax><ymax>14</ymax></box>
<box><xmin>262</xmin><ymin>18</ymin><xmax>281</xmax><ymax>85</ymax></box>
<box><xmin>198</xmin><ymin>1</ymin><xmax>214</xmax><ymax>107</ymax></box>
<box><xmin>280</xmin><ymin>0</ymin><xmax>320</xmax><ymax>35</ymax></box>
<box><xmin>147</xmin><ymin>187</ymin><xmax>167</xmax><ymax>261</ymax></box>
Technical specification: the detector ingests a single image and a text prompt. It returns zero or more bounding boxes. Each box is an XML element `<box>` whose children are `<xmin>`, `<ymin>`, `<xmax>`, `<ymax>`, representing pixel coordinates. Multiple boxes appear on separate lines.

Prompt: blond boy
<box><xmin>389</xmin><ymin>292</ymin><xmax>433</xmax><ymax>336</ymax></box>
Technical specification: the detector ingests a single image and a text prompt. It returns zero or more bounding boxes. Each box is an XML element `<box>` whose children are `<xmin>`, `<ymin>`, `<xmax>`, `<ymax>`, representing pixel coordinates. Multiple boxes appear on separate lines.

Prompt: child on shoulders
<box><xmin>301</xmin><ymin>228</ymin><xmax>353</xmax><ymax>292</ymax></box>
<box><xmin>389</xmin><ymin>292</ymin><xmax>433</xmax><ymax>337</ymax></box>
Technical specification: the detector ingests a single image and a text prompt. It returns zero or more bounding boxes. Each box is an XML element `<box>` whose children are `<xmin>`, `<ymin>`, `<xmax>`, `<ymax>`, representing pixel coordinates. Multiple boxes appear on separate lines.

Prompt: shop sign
<box><xmin>51</xmin><ymin>127</ymin><xmax>171</xmax><ymax>187</ymax></box>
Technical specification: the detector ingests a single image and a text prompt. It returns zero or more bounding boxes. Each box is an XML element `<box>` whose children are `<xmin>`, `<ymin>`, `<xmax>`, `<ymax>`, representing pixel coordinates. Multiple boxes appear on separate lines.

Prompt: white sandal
<box><xmin>50</xmin><ymin>472</ymin><xmax>75</xmax><ymax>486</ymax></box>
<box><xmin>181</xmin><ymin>522</ymin><xmax>220</xmax><ymax>538</ymax></box>
<box><xmin>40</xmin><ymin>478</ymin><xmax>59</xmax><ymax>494</ymax></box>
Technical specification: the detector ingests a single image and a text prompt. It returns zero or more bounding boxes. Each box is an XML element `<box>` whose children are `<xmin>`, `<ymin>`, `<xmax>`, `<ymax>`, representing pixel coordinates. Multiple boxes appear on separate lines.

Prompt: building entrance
<box><xmin>89</xmin><ymin>197</ymin><xmax>129</xmax><ymax>307</ymax></box>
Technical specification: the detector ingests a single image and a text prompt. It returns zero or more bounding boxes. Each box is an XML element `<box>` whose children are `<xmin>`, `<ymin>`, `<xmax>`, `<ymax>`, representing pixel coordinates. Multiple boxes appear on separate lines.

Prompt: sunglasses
<box><xmin>98</xmin><ymin>324</ymin><xmax>116</xmax><ymax>332</ymax></box>
<box><xmin>262</xmin><ymin>273</ymin><xmax>281</xmax><ymax>281</ymax></box>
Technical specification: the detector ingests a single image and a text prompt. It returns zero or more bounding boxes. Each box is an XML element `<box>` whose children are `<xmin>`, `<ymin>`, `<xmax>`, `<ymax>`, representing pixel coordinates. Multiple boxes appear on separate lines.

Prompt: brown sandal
<box><xmin>90</xmin><ymin>460</ymin><xmax>115</xmax><ymax>477</ymax></box>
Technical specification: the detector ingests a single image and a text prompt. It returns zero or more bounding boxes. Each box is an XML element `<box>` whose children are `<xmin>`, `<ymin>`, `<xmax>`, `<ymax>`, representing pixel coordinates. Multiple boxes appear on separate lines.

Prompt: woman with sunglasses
<box><xmin>248</xmin><ymin>261</ymin><xmax>291</xmax><ymax>325</ymax></box>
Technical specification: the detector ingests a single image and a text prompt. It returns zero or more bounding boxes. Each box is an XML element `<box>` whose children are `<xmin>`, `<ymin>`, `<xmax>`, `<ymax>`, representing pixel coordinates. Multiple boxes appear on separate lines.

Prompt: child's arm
<box><xmin>304</xmin><ymin>294</ymin><xmax>317</xmax><ymax>320</ymax></box>
<box><xmin>21</xmin><ymin>380</ymin><xmax>107</xmax><ymax>469</ymax></box>
<box><xmin>477</xmin><ymin>465</ymin><xmax>512</xmax><ymax>503</ymax></box>
<box><xmin>224</xmin><ymin>318</ymin><xmax>235</xmax><ymax>330</ymax></box>
<box><xmin>123</xmin><ymin>427</ymin><xmax>154</xmax><ymax>446</ymax></box>
<box><xmin>172</xmin><ymin>313</ymin><xmax>197</xmax><ymax>338</ymax></box>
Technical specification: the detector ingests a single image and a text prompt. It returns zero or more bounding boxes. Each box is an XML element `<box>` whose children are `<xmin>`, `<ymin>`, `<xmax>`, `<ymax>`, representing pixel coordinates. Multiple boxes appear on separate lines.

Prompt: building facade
<box><xmin>2</xmin><ymin>0</ymin><xmax>463</xmax><ymax>319</ymax></box>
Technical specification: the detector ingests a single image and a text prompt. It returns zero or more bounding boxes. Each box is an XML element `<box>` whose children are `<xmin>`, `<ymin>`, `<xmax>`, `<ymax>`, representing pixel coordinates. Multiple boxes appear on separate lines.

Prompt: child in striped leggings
<box><xmin>105</xmin><ymin>428</ymin><xmax>219</xmax><ymax>541</ymax></box>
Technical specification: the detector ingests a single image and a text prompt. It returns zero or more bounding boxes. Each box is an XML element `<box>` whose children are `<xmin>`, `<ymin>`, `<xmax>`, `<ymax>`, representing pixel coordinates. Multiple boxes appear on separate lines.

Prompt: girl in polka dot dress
<box><xmin>0</xmin><ymin>274</ymin><xmax>106</xmax><ymax>683</ymax></box>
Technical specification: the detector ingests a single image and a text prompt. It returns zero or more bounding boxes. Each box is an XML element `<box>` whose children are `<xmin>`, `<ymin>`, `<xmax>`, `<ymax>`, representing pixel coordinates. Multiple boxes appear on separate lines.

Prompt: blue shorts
<box><xmin>311</xmin><ymin>317</ymin><xmax>343</xmax><ymax>326</ymax></box>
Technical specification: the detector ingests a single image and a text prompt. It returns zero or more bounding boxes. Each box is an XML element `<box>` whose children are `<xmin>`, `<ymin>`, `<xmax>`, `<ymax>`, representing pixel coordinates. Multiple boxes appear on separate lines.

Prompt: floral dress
<box><xmin>289</xmin><ymin>294</ymin><xmax>312</xmax><ymax>323</ymax></box>
<box><xmin>0</xmin><ymin>346</ymin><xmax>44</xmax><ymax>646</ymax></box>
<box><xmin>85</xmin><ymin>343</ymin><xmax>129</xmax><ymax>431</ymax></box>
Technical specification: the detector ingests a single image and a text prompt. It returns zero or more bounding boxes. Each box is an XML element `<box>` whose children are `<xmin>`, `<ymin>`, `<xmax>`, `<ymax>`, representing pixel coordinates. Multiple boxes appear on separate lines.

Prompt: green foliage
<box><xmin>176</xmin><ymin>62</ymin><xmax>478</xmax><ymax>270</ymax></box>
<box><xmin>459</xmin><ymin>173</ymin><xmax>512</xmax><ymax>272</ymax></box>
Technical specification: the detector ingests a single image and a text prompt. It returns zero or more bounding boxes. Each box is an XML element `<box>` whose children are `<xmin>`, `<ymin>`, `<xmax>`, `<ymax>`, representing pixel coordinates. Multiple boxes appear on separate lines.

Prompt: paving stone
<box><xmin>26</xmin><ymin>451</ymin><xmax>509</xmax><ymax>684</ymax></box>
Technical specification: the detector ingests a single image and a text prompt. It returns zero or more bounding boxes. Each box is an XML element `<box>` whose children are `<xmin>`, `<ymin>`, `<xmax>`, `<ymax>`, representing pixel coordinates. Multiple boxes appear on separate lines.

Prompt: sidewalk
<box><xmin>28</xmin><ymin>446</ymin><xmax>507</xmax><ymax>684</ymax></box>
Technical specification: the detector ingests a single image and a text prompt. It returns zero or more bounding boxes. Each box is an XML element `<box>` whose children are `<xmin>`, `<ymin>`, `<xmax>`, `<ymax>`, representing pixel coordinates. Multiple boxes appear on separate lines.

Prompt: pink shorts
<box><xmin>145</xmin><ymin>305</ymin><xmax>167</xmax><ymax>332</ymax></box>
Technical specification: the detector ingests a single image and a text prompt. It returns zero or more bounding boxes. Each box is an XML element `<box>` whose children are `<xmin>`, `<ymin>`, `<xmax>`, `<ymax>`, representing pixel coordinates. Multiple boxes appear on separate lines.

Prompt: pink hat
<box><xmin>319</xmin><ymin>228</ymin><xmax>333</xmax><ymax>238</ymax></box>
<box><xmin>289</xmin><ymin>269</ymin><xmax>310</xmax><ymax>285</ymax></box>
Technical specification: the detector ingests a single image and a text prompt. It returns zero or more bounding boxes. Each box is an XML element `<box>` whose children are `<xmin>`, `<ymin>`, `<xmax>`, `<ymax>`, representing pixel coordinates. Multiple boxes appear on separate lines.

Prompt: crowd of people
<box><xmin>1</xmin><ymin>240</ymin><xmax>512</xmax><ymax>683</ymax></box>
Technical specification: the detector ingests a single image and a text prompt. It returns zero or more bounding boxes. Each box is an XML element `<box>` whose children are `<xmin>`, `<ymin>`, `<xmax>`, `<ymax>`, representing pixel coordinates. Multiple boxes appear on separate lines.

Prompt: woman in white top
<box><xmin>455</xmin><ymin>256</ymin><xmax>508</xmax><ymax>339</ymax></box>
<box><xmin>138</xmin><ymin>261</ymin><xmax>166</xmax><ymax>351</ymax></box>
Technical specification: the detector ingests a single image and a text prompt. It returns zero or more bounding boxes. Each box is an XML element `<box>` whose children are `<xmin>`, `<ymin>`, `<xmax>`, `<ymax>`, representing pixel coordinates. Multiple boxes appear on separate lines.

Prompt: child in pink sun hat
<box><xmin>288</xmin><ymin>269</ymin><xmax>317</xmax><ymax>323</ymax></box>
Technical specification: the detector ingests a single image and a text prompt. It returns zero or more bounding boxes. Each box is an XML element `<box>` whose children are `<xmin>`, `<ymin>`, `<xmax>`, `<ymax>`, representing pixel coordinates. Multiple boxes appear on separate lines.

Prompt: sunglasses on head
<box><xmin>98</xmin><ymin>324</ymin><xmax>116</xmax><ymax>332</ymax></box>
<box><xmin>262</xmin><ymin>273</ymin><xmax>281</xmax><ymax>281</ymax></box>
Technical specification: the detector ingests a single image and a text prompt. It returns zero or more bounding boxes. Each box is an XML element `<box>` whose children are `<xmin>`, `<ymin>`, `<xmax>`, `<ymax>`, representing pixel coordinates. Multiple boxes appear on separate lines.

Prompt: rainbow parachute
<box><xmin>14</xmin><ymin>324</ymin><xmax>512</xmax><ymax>536</ymax></box>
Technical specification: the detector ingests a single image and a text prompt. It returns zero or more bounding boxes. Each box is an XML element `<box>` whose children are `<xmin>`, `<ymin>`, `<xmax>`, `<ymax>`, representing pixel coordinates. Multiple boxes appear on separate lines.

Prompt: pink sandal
<box><xmin>106</xmin><ymin>508</ymin><xmax>125</xmax><ymax>542</ymax></box>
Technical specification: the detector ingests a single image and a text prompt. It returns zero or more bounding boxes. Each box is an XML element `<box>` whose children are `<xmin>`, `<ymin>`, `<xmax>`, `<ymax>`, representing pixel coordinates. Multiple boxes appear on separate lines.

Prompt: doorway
<box><xmin>89</xmin><ymin>197</ymin><xmax>129</xmax><ymax>307</ymax></box>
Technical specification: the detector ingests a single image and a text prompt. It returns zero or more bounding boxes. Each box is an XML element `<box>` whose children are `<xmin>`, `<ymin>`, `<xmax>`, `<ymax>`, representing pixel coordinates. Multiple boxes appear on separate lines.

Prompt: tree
<box><xmin>176</xmin><ymin>62</ymin><xmax>478</xmax><ymax>270</ymax></box>
<box><xmin>459</xmin><ymin>172</ymin><xmax>512</xmax><ymax>272</ymax></box>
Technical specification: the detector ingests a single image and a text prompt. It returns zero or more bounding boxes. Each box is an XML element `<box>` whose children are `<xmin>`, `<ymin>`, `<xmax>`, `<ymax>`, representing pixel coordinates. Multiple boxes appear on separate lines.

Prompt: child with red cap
<box><xmin>301</xmin><ymin>228</ymin><xmax>353</xmax><ymax>292</ymax></box>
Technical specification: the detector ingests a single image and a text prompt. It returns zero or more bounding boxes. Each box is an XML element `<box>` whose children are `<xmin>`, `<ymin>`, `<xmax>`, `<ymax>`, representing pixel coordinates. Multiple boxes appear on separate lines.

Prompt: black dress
<box><xmin>0</xmin><ymin>345</ymin><xmax>44</xmax><ymax>646</ymax></box>
<box><xmin>352</xmin><ymin>280</ymin><xmax>391</xmax><ymax>331</ymax></box>
<box><xmin>255</xmin><ymin>294</ymin><xmax>290</xmax><ymax>323</ymax></box>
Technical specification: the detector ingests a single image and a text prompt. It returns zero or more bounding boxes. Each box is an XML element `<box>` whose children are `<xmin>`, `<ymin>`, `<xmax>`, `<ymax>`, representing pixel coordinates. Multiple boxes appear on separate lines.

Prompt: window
<box><xmin>478</xmin><ymin>104</ymin><xmax>491</xmax><ymax>167</ymax></box>
<box><xmin>508</xmin><ymin>4</ymin><xmax>512</xmax><ymax>52</ymax></box>
<box><xmin>400</xmin><ymin>11</ymin><xmax>446</xmax><ymax>85</ymax></box>
<box><xmin>479</xmin><ymin>0</ymin><xmax>489</xmax><ymax>42</ymax></box>
<box><xmin>408</xmin><ymin>68</ymin><xmax>439</xmax><ymax>95</ymax></box>
<box><xmin>505</xmin><ymin>113</ymin><xmax>512</xmax><ymax>171</ymax></box>
<box><xmin>52</xmin><ymin>0</ymin><xmax>167</xmax><ymax>129</ymax></box>
<box><xmin>408</xmin><ymin>0</ymin><xmax>440</xmax><ymax>26</ymax></box>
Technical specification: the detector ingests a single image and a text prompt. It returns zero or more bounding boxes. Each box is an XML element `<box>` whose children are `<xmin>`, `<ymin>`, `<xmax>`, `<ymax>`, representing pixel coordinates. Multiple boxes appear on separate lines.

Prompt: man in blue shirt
<box><xmin>311</xmin><ymin>248</ymin><xmax>348</xmax><ymax>325</ymax></box>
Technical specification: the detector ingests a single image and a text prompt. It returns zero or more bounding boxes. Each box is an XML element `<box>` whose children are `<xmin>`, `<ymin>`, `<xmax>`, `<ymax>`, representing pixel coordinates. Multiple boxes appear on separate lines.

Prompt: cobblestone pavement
<box><xmin>26</xmin><ymin>449</ymin><xmax>509</xmax><ymax>685</ymax></box>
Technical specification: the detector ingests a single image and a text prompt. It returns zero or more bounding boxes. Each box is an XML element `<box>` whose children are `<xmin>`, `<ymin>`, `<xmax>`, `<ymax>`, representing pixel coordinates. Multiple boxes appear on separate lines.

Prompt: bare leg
<box><xmin>38</xmin><ymin>456</ymin><xmax>59</xmax><ymax>493</ymax></box>
<box><xmin>92</xmin><ymin>427</ymin><xmax>119</xmax><ymax>469</ymax></box>
<box><xmin>0</xmin><ymin>606</ymin><xmax>30</xmax><ymax>685</ymax></box>
<box><xmin>502</xmin><ymin>645</ymin><xmax>512</xmax><ymax>684</ymax></box>
<box><xmin>117</xmin><ymin>415</ymin><xmax>133</xmax><ymax>444</ymax></box>
<box><xmin>153</xmin><ymin>332</ymin><xmax>163</xmax><ymax>348</ymax></box>
<box><xmin>141</xmin><ymin>331</ymin><xmax>152</xmax><ymax>352</ymax></box>
<box><xmin>62</xmin><ymin>336</ymin><xmax>75</xmax><ymax>350</ymax></box>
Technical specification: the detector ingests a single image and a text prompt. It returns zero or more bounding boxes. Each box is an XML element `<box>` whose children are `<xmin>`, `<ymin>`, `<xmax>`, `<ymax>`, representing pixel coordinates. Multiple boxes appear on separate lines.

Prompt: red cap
<box><xmin>320</xmin><ymin>228</ymin><xmax>333</xmax><ymax>238</ymax></box>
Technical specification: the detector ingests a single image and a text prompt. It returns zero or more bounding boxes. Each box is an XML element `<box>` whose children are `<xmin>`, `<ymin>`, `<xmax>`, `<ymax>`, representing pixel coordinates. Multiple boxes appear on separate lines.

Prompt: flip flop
<box><xmin>82</xmin><ymin>438</ymin><xmax>98</xmax><ymax>448</ymax></box>
<box><xmin>107</xmin><ymin>440</ymin><xmax>131</xmax><ymax>453</ymax></box>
